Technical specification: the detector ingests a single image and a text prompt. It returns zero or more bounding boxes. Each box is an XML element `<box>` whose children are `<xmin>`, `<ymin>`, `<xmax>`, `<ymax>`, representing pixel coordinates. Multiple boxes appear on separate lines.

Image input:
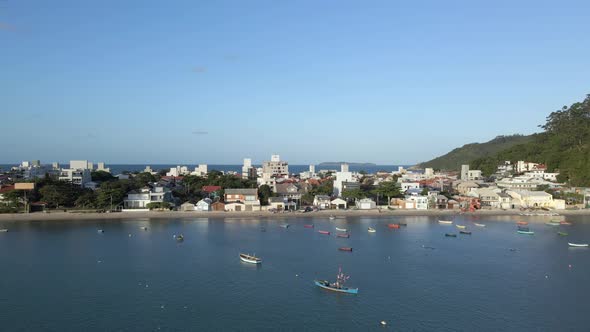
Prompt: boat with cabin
<box><xmin>314</xmin><ymin>268</ymin><xmax>358</xmax><ymax>294</ymax></box>
<box><xmin>239</xmin><ymin>253</ymin><xmax>262</xmax><ymax>264</ymax></box>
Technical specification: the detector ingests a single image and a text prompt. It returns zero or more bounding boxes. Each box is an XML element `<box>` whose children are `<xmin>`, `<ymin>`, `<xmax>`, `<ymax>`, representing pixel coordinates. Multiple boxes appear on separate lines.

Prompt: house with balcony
<box><xmin>313</xmin><ymin>195</ymin><xmax>331</xmax><ymax>210</ymax></box>
<box><xmin>59</xmin><ymin>168</ymin><xmax>92</xmax><ymax>188</ymax></box>
<box><xmin>123</xmin><ymin>186</ymin><xmax>175</xmax><ymax>210</ymax></box>
<box><xmin>224</xmin><ymin>188</ymin><xmax>261</xmax><ymax>211</ymax></box>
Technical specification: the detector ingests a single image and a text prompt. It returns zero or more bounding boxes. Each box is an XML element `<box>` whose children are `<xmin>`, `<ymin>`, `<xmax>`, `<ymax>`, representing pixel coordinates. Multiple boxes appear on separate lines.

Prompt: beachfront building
<box><xmin>224</xmin><ymin>189</ymin><xmax>261</xmax><ymax>211</ymax></box>
<box><xmin>313</xmin><ymin>195</ymin><xmax>332</xmax><ymax>210</ymax></box>
<box><xmin>268</xmin><ymin>197</ymin><xmax>285</xmax><ymax>211</ymax></box>
<box><xmin>356</xmin><ymin>198</ymin><xmax>377</xmax><ymax>210</ymax></box>
<box><xmin>456</xmin><ymin>181</ymin><xmax>480</xmax><ymax>195</ymax></box>
<box><xmin>58</xmin><ymin>168</ymin><xmax>92</xmax><ymax>188</ymax></box>
<box><xmin>331</xmin><ymin>198</ymin><xmax>347</xmax><ymax>210</ymax></box>
<box><xmin>123</xmin><ymin>186</ymin><xmax>175</xmax><ymax>210</ymax></box>
<box><xmin>506</xmin><ymin>190</ymin><xmax>560</xmax><ymax>209</ymax></box>
<box><xmin>495</xmin><ymin>176</ymin><xmax>559</xmax><ymax>190</ymax></box>
<box><xmin>477</xmin><ymin>188</ymin><xmax>502</xmax><ymax>209</ymax></box>
<box><xmin>333</xmin><ymin>164</ymin><xmax>354</xmax><ymax>197</ymax></box>
<box><xmin>180</xmin><ymin>202</ymin><xmax>195</xmax><ymax>211</ymax></box>
<box><xmin>196</xmin><ymin>198</ymin><xmax>212</xmax><ymax>211</ymax></box>
<box><xmin>406</xmin><ymin>195</ymin><xmax>428</xmax><ymax>210</ymax></box>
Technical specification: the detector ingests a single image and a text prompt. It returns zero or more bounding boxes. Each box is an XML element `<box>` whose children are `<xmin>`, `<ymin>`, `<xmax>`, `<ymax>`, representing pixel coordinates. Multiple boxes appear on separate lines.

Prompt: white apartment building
<box><xmin>123</xmin><ymin>186</ymin><xmax>174</xmax><ymax>209</ymax></box>
<box><xmin>262</xmin><ymin>154</ymin><xmax>289</xmax><ymax>177</ymax></box>
<box><xmin>191</xmin><ymin>164</ymin><xmax>208</xmax><ymax>176</ymax></box>
<box><xmin>333</xmin><ymin>164</ymin><xmax>354</xmax><ymax>197</ymax></box>
<box><xmin>59</xmin><ymin>168</ymin><xmax>92</xmax><ymax>187</ymax></box>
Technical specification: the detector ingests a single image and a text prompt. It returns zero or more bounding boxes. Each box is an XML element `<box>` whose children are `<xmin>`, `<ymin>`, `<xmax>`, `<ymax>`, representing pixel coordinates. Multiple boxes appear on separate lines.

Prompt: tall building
<box><xmin>333</xmin><ymin>163</ymin><xmax>354</xmax><ymax>197</ymax></box>
<box><xmin>70</xmin><ymin>160</ymin><xmax>91</xmax><ymax>170</ymax></box>
<box><xmin>262</xmin><ymin>154</ymin><xmax>289</xmax><ymax>177</ymax></box>
<box><xmin>461</xmin><ymin>165</ymin><xmax>470</xmax><ymax>181</ymax></box>
<box><xmin>97</xmin><ymin>162</ymin><xmax>111</xmax><ymax>173</ymax></box>
<box><xmin>242</xmin><ymin>158</ymin><xmax>253</xmax><ymax>179</ymax></box>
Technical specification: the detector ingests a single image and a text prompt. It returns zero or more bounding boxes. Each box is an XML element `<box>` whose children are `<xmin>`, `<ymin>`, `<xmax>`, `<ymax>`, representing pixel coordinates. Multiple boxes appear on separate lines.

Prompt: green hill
<box><xmin>418</xmin><ymin>135</ymin><xmax>533</xmax><ymax>171</ymax></box>
<box><xmin>471</xmin><ymin>94</ymin><xmax>590</xmax><ymax>186</ymax></box>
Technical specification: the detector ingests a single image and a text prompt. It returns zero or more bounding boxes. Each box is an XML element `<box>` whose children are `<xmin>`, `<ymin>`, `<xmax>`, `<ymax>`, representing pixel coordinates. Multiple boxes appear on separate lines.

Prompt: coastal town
<box><xmin>1</xmin><ymin>155</ymin><xmax>589</xmax><ymax>216</ymax></box>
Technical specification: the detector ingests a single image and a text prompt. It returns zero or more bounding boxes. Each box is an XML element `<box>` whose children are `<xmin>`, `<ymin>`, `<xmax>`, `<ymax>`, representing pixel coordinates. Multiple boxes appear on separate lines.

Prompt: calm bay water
<box><xmin>0</xmin><ymin>215</ymin><xmax>589</xmax><ymax>331</ymax></box>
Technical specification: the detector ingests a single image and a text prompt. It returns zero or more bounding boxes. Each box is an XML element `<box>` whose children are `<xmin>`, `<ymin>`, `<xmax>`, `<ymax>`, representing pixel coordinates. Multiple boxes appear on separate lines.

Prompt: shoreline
<box><xmin>0</xmin><ymin>209</ymin><xmax>589</xmax><ymax>222</ymax></box>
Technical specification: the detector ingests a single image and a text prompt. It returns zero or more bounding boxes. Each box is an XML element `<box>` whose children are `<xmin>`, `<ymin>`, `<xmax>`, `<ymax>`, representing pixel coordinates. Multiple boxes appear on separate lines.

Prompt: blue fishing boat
<box><xmin>314</xmin><ymin>268</ymin><xmax>358</xmax><ymax>294</ymax></box>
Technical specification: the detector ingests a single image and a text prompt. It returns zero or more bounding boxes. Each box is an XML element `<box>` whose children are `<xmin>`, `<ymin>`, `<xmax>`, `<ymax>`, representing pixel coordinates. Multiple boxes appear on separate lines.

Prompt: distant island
<box><xmin>317</xmin><ymin>162</ymin><xmax>377</xmax><ymax>168</ymax></box>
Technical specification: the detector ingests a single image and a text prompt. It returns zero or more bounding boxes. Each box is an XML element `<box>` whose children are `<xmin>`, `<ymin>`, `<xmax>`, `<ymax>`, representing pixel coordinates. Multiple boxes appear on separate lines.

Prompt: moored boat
<box><xmin>329</xmin><ymin>215</ymin><xmax>336</xmax><ymax>220</ymax></box>
<box><xmin>388</xmin><ymin>224</ymin><xmax>400</xmax><ymax>229</ymax></box>
<box><xmin>239</xmin><ymin>253</ymin><xmax>262</xmax><ymax>264</ymax></box>
<box><xmin>140</xmin><ymin>226</ymin><xmax>148</xmax><ymax>231</ymax></box>
<box><xmin>568</xmin><ymin>243</ymin><xmax>589</xmax><ymax>247</ymax></box>
<box><xmin>459</xmin><ymin>230</ymin><xmax>472</xmax><ymax>235</ymax></box>
<box><xmin>314</xmin><ymin>268</ymin><xmax>358</xmax><ymax>294</ymax></box>
<box><xmin>558</xmin><ymin>232</ymin><xmax>568</xmax><ymax>236</ymax></box>
<box><xmin>335</xmin><ymin>227</ymin><xmax>348</xmax><ymax>232</ymax></box>
<box><xmin>516</xmin><ymin>221</ymin><xmax>528</xmax><ymax>226</ymax></box>
<box><xmin>304</xmin><ymin>224</ymin><xmax>314</xmax><ymax>228</ymax></box>
<box><xmin>337</xmin><ymin>233</ymin><xmax>350</xmax><ymax>238</ymax></box>
<box><xmin>456</xmin><ymin>225</ymin><xmax>466</xmax><ymax>229</ymax></box>
<box><xmin>560</xmin><ymin>221</ymin><xmax>572</xmax><ymax>225</ymax></box>
<box><xmin>175</xmin><ymin>234</ymin><xmax>184</xmax><ymax>241</ymax></box>
<box><xmin>97</xmin><ymin>229</ymin><xmax>104</xmax><ymax>233</ymax></box>
<box><xmin>280</xmin><ymin>223</ymin><xmax>290</xmax><ymax>228</ymax></box>
<box><xmin>318</xmin><ymin>230</ymin><xmax>331</xmax><ymax>235</ymax></box>
<box><xmin>438</xmin><ymin>220</ymin><xmax>453</xmax><ymax>224</ymax></box>
<box><xmin>0</xmin><ymin>229</ymin><xmax>8</xmax><ymax>232</ymax></box>
<box><xmin>368</xmin><ymin>227</ymin><xmax>376</xmax><ymax>233</ymax></box>
<box><xmin>517</xmin><ymin>230</ymin><xmax>534</xmax><ymax>235</ymax></box>
<box><xmin>338</xmin><ymin>247</ymin><xmax>353</xmax><ymax>252</ymax></box>
<box><xmin>474</xmin><ymin>223</ymin><xmax>486</xmax><ymax>227</ymax></box>
<box><xmin>545</xmin><ymin>222</ymin><xmax>560</xmax><ymax>226</ymax></box>
<box><xmin>397</xmin><ymin>222</ymin><xmax>408</xmax><ymax>227</ymax></box>
<box><xmin>445</xmin><ymin>233</ymin><xmax>457</xmax><ymax>237</ymax></box>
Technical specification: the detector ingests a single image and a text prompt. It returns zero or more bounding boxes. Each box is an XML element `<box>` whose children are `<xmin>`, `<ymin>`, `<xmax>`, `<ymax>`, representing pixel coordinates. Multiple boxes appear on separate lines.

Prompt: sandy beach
<box><xmin>0</xmin><ymin>208</ymin><xmax>588</xmax><ymax>222</ymax></box>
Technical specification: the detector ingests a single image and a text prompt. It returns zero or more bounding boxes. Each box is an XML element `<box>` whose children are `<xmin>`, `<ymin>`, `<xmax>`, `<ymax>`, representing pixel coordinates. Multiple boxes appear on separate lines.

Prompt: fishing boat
<box><xmin>314</xmin><ymin>268</ymin><xmax>358</xmax><ymax>294</ymax></box>
<box><xmin>335</xmin><ymin>227</ymin><xmax>348</xmax><ymax>232</ymax></box>
<box><xmin>560</xmin><ymin>221</ymin><xmax>572</xmax><ymax>226</ymax></box>
<box><xmin>175</xmin><ymin>234</ymin><xmax>184</xmax><ymax>241</ymax></box>
<box><xmin>280</xmin><ymin>223</ymin><xmax>290</xmax><ymax>228</ymax></box>
<box><xmin>239</xmin><ymin>253</ymin><xmax>262</xmax><ymax>264</ymax></box>
<box><xmin>568</xmin><ymin>243</ymin><xmax>589</xmax><ymax>247</ymax></box>
<box><xmin>438</xmin><ymin>220</ymin><xmax>453</xmax><ymax>224</ymax></box>
<box><xmin>445</xmin><ymin>233</ymin><xmax>457</xmax><ymax>237</ymax></box>
<box><xmin>304</xmin><ymin>224</ymin><xmax>314</xmax><ymax>228</ymax></box>
<box><xmin>368</xmin><ymin>227</ymin><xmax>376</xmax><ymax>233</ymax></box>
<box><xmin>558</xmin><ymin>232</ymin><xmax>568</xmax><ymax>236</ymax></box>
<box><xmin>318</xmin><ymin>230</ymin><xmax>331</xmax><ymax>235</ymax></box>
<box><xmin>140</xmin><ymin>226</ymin><xmax>148</xmax><ymax>231</ymax></box>
<box><xmin>460</xmin><ymin>230</ymin><xmax>472</xmax><ymax>235</ymax></box>
<box><xmin>388</xmin><ymin>224</ymin><xmax>400</xmax><ymax>229</ymax></box>
<box><xmin>516</xmin><ymin>221</ymin><xmax>528</xmax><ymax>226</ymax></box>
<box><xmin>456</xmin><ymin>225</ymin><xmax>466</xmax><ymax>229</ymax></box>
<box><xmin>338</xmin><ymin>247</ymin><xmax>353</xmax><ymax>252</ymax></box>
<box><xmin>0</xmin><ymin>229</ymin><xmax>8</xmax><ymax>232</ymax></box>
<box><xmin>329</xmin><ymin>215</ymin><xmax>336</xmax><ymax>220</ymax></box>
<box><xmin>517</xmin><ymin>230</ymin><xmax>534</xmax><ymax>235</ymax></box>
<box><xmin>474</xmin><ymin>223</ymin><xmax>486</xmax><ymax>227</ymax></box>
<box><xmin>545</xmin><ymin>222</ymin><xmax>560</xmax><ymax>226</ymax></box>
<box><xmin>337</xmin><ymin>233</ymin><xmax>350</xmax><ymax>238</ymax></box>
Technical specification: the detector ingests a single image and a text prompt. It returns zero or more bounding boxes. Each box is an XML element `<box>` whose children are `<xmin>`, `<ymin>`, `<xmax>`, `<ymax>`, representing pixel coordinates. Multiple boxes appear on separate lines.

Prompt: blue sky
<box><xmin>1</xmin><ymin>0</ymin><xmax>589</xmax><ymax>165</ymax></box>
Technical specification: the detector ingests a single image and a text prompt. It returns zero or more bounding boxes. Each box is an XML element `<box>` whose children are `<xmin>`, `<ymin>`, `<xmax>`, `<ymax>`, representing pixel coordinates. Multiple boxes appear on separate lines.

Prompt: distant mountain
<box><xmin>318</xmin><ymin>162</ymin><xmax>377</xmax><ymax>168</ymax></box>
<box><xmin>418</xmin><ymin>135</ymin><xmax>533</xmax><ymax>171</ymax></box>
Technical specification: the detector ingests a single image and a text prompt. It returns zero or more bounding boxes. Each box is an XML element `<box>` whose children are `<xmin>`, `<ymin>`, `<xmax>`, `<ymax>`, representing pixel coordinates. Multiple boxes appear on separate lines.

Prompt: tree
<box><xmin>39</xmin><ymin>185</ymin><xmax>69</xmax><ymax>208</ymax></box>
<box><xmin>91</xmin><ymin>171</ymin><xmax>116</xmax><ymax>182</ymax></box>
<box><xmin>341</xmin><ymin>188</ymin><xmax>365</xmax><ymax>202</ymax></box>
<box><xmin>75</xmin><ymin>191</ymin><xmax>96</xmax><ymax>208</ymax></box>
<box><xmin>95</xmin><ymin>188</ymin><xmax>127</xmax><ymax>210</ymax></box>
<box><xmin>373</xmin><ymin>181</ymin><xmax>401</xmax><ymax>206</ymax></box>
<box><xmin>258</xmin><ymin>185</ymin><xmax>273</xmax><ymax>206</ymax></box>
<box><xmin>301</xmin><ymin>192</ymin><xmax>315</xmax><ymax>205</ymax></box>
<box><xmin>420</xmin><ymin>188</ymin><xmax>429</xmax><ymax>196</ymax></box>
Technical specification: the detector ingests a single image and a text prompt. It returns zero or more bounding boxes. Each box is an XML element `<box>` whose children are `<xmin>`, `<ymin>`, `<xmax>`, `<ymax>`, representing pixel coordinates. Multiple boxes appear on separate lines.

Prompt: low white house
<box><xmin>331</xmin><ymin>198</ymin><xmax>347</xmax><ymax>210</ymax></box>
<box><xmin>399</xmin><ymin>181</ymin><xmax>420</xmax><ymax>192</ymax></box>
<box><xmin>180</xmin><ymin>202</ymin><xmax>195</xmax><ymax>211</ymax></box>
<box><xmin>405</xmin><ymin>195</ymin><xmax>428</xmax><ymax>210</ymax></box>
<box><xmin>506</xmin><ymin>190</ymin><xmax>554</xmax><ymax>209</ymax></box>
<box><xmin>313</xmin><ymin>195</ymin><xmax>331</xmax><ymax>210</ymax></box>
<box><xmin>268</xmin><ymin>197</ymin><xmax>285</xmax><ymax>211</ymax></box>
<box><xmin>123</xmin><ymin>186</ymin><xmax>174</xmax><ymax>209</ymax></box>
<box><xmin>196</xmin><ymin>198</ymin><xmax>212</xmax><ymax>211</ymax></box>
<box><xmin>356</xmin><ymin>198</ymin><xmax>377</xmax><ymax>210</ymax></box>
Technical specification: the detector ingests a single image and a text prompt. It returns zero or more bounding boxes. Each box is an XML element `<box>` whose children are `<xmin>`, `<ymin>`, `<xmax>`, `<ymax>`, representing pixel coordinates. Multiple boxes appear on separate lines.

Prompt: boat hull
<box><xmin>456</xmin><ymin>225</ymin><xmax>466</xmax><ymax>229</ymax></box>
<box><xmin>339</xmin><ymin>247</ymin><xmax>353</xmax><ymax>252</ymax></box>
<box><xmin>368</xmin><ymin>228</ymin><xmax>376</xmax><ymax>233</ymax></box>
<box><xmin>318</xmin><ymin>231</ymin><xmax>330</xmax><ymax>235</ymax></box>
<box><xmin>438</xmin><ymin>220</ymin><xmax>453</xmax><ymax>224</ymax></box>
<box><xmin>388</xmin><ymin>224</ymin><xmax>400</xmax><ymax>229</ymax></box>
<box><xmin>568</xmin><ymin>243</ymin><xmax>589</xmax><ymax>247</ymax></box>
<box><xmin>517</xmin><ymin>231</ymin><xmax>535</xmax><ymax>235</ymax></box>
<box><xmin>239</xmin><ymin>254</ymin><xmax>262</xmax><ymax>264</ymax></box>
<box><xmin>304</xmin><ymin>225</ymin><xmax>314</xmax><ymax>228</ymax></box>
<box><xmin>314</xmin><ymin>280</ymin><xmax>358</xmax><ymax>294</ymax></box>
<box><xmin>474</xmin><ymin>223</ymin><xmax>486</xmax><ymax>227</ymax></box>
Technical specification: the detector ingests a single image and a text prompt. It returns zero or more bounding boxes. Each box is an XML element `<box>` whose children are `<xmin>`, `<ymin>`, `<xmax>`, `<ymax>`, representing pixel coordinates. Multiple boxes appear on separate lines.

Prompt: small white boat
<box><xmin>329</xmin><ymin>215</ymin><xmax>336</xmax><ymax>220</ymax></box>
<box><xmin>97</xmin><ymin>229</ymin><xmax>104</xmax><ymax>233</ymax></box>
<box><xmin>335</xmin><ymin>227</ymin><xmax>348</xmax><ymax>232</ymax></box>
<box><xmin>140</xmin><ymin>226</ymin><xmax>148</xmax><ymax>231</ymax></box>
<box><xmin>568</xmin><ymin>243</ymin><xmax>589</xmax><ymax>247</ymax></box>
<box><xmin>368</xmin><ymin>227</ymin><xmax>376</xmax><ymax>233</ymax></box>
<box><xmin>474</xmin><ymin>223</ymin><xmax>486</xmax><ymax>227</ymax></box>
<box><xmin>438</xmin><ymin>220</ymin><xmax>453</xmax><ymax>224</ymax></box>
<box><xmin>239</xmin><ymin>253</ymin><xmax>262</xmax><ymax>264</ymax></box>
<box><xmin>0</xmin><ymin>229</ymin><xmax>7</xmax><ymax>232</ymax></box>
<box><xmin>456</xmin><ymin>225</ymin><xmax>466</xmax><ymax>229</ymax></box>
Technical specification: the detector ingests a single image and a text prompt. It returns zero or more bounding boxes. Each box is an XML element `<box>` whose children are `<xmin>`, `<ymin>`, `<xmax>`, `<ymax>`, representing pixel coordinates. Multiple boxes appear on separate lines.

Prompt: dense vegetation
<box><xmin>471</xmin><ymin>94</ymin><xmax>590</xmax><ymax>186</ymax></box>
<box><xmin>419</xmin><ymin>135</ymin><xmax>533</xmax><ymax>171</ymax></box>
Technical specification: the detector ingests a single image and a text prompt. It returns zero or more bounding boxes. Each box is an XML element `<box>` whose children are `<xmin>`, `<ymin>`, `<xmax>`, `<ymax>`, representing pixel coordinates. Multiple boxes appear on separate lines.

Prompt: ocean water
<box><xmin>0</xmin><ymin>215</ymin><xmax>588</xmax><ymax>331</ymax></box>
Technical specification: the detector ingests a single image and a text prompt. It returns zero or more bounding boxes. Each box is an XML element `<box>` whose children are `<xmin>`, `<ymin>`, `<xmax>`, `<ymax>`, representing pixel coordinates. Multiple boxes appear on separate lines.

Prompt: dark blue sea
<box><xmin>0</xmin><ymin>215</ymin><xmax>589</xmax><ymax>331</ymax></box>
